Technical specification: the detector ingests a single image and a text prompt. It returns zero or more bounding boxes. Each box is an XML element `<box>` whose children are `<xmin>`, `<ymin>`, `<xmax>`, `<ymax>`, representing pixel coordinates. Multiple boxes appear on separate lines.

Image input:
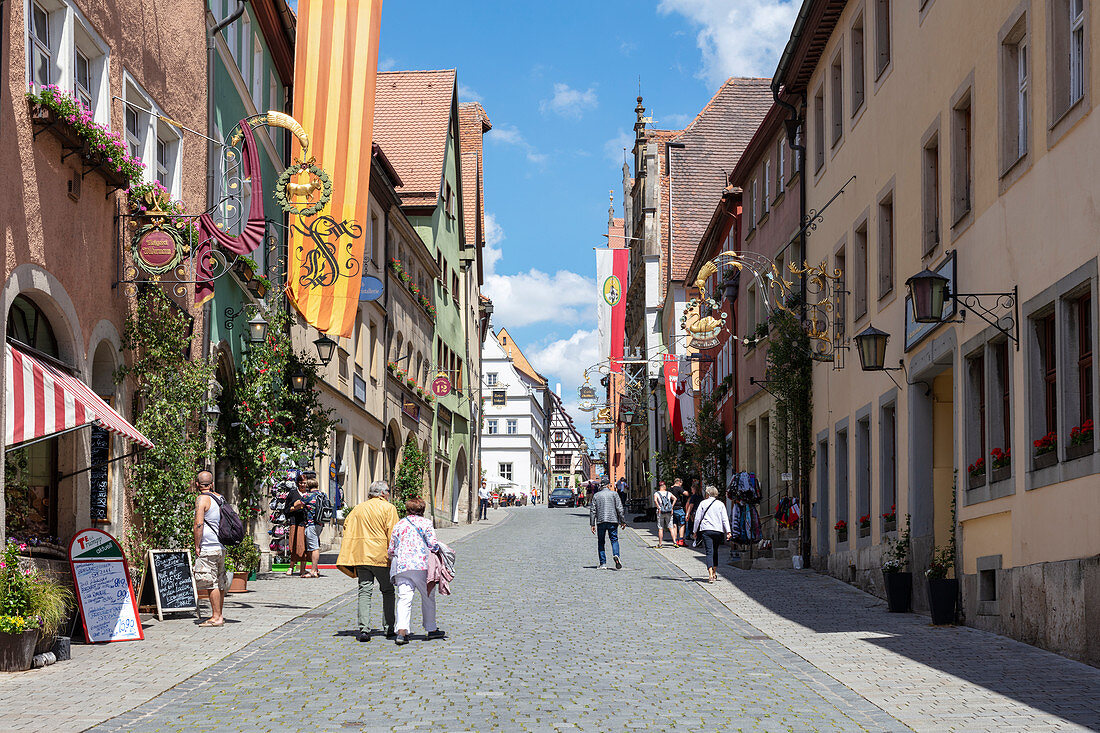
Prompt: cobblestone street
<box><xmin>8</xmin><ymin>507</ymin><xmax>1099</xmax><ymax>732</ymax></box>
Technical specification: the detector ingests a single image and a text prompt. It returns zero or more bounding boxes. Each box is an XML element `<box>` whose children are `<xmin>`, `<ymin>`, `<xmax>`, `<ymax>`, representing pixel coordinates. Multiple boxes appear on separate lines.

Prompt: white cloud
<box><xmin>487</xmin><ymin>123</ymin><xmax>548</xmax><ymax>165</ymax></box>
<box><xmin>484</xmin><ymin>269</ymin><xmax>594</xmax><ymax>328</ymax></box>
<box><xmin>604</xmin><ymin>129</ymin><xmax>634</xmax><ymax>164</ymax></box>
<box><xmin>379</xmin><ymin>57</ymin><xmax>397</xmax><ymax>72</ymax></box>
<box><xmin>540</xmin><ymin>83</ymin><xmax>598</xmax><ymax>119</ymax></box>
<box><xmin>658</xmin><ymin>0</ymin><xmax>799</xmax><ymax>85</ymax></box>
<box><xmin>483</xmin><ymin>213</ymin><xmax>504</xmax><ymax>276</ymax></box>
<box><xmin>528</xmin><ymin>329</ymin><xmax>601</xmax><ymax>446</ymax></box>
<box><xmin>458</xmin><ymin>83</ymin><xmax>482</xmax><ymax>102</ymax></box>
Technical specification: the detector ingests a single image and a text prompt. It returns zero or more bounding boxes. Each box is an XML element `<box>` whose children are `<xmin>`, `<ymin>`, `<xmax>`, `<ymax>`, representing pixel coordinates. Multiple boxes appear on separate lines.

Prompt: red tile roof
<box><xmin>372</xmin><ymin>69</ymin><xmax>457</xmax><ymax>208</ymax></box>
<box><xmin>668</xmin><ymin>78</ymin><xmax>772</xmax><ymax>281</ymax></box>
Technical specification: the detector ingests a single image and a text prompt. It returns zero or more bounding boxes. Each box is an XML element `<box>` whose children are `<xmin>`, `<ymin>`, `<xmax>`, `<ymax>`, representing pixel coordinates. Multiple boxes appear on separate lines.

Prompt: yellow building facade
<box><xmin>776</xmin><ymin>0</ymin><xmax>1100</xmax><ymax>664</ymax></box>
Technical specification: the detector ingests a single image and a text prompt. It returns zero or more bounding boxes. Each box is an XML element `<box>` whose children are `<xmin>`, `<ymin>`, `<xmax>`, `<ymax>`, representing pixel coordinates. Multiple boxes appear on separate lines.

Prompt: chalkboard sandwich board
<box><xmin>137</xmin><ymin>550</ymin><xmax>199</xmax><ymax>621</ymax></box>
<box><xmin>68</xmin><ymin>529</ymin><xmax>144</xmax><ymax>643</ymax></box>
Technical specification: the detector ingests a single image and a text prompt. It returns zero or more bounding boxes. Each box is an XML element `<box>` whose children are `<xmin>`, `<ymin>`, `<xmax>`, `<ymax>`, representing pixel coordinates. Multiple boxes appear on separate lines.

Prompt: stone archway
<box><xmin>385</xmin><ymin>421</ymin><xmax>402</xmax><ymax>486</ymax></box>
<box><xmin>452</xmin><ymin>447</ymin><xmax>469</xmax><ymax>524</ymax></box>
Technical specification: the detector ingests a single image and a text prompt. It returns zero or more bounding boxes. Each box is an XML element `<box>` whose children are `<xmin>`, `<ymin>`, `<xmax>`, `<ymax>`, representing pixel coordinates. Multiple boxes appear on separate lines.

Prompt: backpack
<box><xmin>656</xmin><ymin>491</ymin><xmax>673</xmax><ymax>513</ymax></box>
<box><xmin>314</xmin><ymin>491</ymin><xmax>335</xmax><ymax>524</ymax></box>
<box><xmin>204</xmin><ymin>492</ymin><xmax>245</xmax><ymax>546</ymax></box>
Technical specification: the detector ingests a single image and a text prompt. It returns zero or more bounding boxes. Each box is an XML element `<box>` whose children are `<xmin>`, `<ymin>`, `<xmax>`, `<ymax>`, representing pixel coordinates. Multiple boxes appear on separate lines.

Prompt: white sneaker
<box><xmin>596</xmin><ymin>564</ymin><xmax>608</xmax><ymax>570</ymax></box>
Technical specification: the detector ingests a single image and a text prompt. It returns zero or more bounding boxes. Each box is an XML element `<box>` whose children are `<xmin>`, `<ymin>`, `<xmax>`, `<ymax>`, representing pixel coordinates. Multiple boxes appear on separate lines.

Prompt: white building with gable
<box><xmin>480</xmin><ymin>328</ymin><xmax>550</xmax><ymax>497</ymax></box>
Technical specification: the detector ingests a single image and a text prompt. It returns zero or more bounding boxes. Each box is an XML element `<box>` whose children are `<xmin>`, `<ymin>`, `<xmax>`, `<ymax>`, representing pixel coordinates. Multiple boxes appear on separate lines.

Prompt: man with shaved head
<box><xmin>193</xmin><ymin>469</ymin><xmax>227</xmax><ymax>627</ymax></box>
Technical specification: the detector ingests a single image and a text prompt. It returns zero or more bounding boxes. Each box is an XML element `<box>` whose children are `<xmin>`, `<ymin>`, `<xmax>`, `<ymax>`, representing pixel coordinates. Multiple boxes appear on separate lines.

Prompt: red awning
<box><xmin>5</xmin><ymin>343</ymin><xmax>153</xmax><ymax>449</ymax></box>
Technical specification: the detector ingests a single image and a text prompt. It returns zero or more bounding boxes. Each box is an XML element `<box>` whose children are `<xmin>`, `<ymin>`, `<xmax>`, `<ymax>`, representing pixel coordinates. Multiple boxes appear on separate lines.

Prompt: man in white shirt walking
<box><xmin>477</xmin><ymin>484</ymin><xmax>491</xmax><ymax>521</ymax></box>
<box><xmin>652</xmin><ymin>481</ymin><xmax>677</xmax><ymax>548</ymax></box>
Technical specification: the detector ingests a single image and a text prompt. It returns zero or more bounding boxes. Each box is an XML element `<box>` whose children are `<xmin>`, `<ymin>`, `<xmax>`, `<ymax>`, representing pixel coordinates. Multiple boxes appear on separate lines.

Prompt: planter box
<box><xmin>883</xmin><ymin>571</ymin><xmax>913</xmax><ymax>613</ymax></box>
<box><xmin>883</xmin><ymin>519</ymin><xmax>897</xmax><ymax>533</ymax></box>
<box><xmin>836</xmin><ymin>530</ymin><xmax>848</xmax><ymax>544</ymax></box>
<box><xmin>968</xmin><ymin>472</ymin><xmax>986</xmax><ymax>489</ymax></box>
<box><xmin>991</xmin><ymin>465</ymin><xmax>1011</xmax><ymax>483</ymax></box>
<box><xmin>0</xmin><ymin>631</ymin><xmax>39</xmax><ymax>672</ymax></box>
<box><xmin>227</xmin><ymin>571</ymin><xmax>250</xmax><ymax>594</ymax></box>
<box><xmin>29</xmin><ymin>102</ymin><xmax>130</xmax><ymax>191</ymax></box>
<box><xmin>1067</xmin><ymin>440</ymin><xmax>1094</xmax><ymax>461</ymax></box>
<box><xmin>859</xmin><ymin>525</ymin><xmax>871</xmax><ymax>538</ymax></box>
<box><xmin>927</xmin><ymin>577</ymin><xmax>959</xmax><ymax>625</ymax></box>
<box><xmin>1033</xmin><ymin>450</ymin><xmax>1058</xmax><ymax>471</ymax></box>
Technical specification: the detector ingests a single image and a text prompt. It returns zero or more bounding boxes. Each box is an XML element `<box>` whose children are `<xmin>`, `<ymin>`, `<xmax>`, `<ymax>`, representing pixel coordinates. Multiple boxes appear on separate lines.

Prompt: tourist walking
<box><xmin>388</xmin><ymin>497</ymin><xmax>446</xmax><ymax>645</ymax></box>
<box><xmin>685</xmin><ymin>481</ymin><xmax>704</xmax><ymax>544</ymax></box>
<box><xmin>653</xmin><ymin>481</ymin><xmax>677</xmax><ymax>548</ymax></box>
<box><xmin>192</xmin><ymin>470</ymin><xmax>227</xmax><ymax>627</ymax></box>
<box><xmin>478</xmin><ymin>483</ymin><xmax>491</xmax><ymax>520</ymax></box>
<box><xmin>589</xmin><ymin>480</ymin><xmax>625</xmax><ymax>570</ymax></box>
<box><xmin>693</xmin><ymin>485</ymin><xmax>732</xmax><ymax>583</ymax></box>
<box><xmin>671</xmin><ymin>478</ymin><xmax>687</xmax><ymax>546</ymax></box>
<box><xmin>336</xmin><ymin>481</ymin><xmax>398</xmax><ymax>642</ymax></box>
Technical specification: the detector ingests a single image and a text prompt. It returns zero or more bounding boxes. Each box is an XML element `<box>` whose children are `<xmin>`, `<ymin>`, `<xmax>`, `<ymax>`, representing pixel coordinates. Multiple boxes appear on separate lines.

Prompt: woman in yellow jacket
<box><xmin>337</xmin><ymin>481</ymin><xmax>399</xmax><ymax>641</ymax></box>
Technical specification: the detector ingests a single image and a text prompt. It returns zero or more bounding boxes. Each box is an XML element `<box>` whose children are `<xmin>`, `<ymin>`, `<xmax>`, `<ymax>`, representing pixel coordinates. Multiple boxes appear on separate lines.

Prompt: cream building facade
<box><xmin>775</xmin><ymin>0</ymin><xmax>1100</xmax><ymax>665</ymax></box>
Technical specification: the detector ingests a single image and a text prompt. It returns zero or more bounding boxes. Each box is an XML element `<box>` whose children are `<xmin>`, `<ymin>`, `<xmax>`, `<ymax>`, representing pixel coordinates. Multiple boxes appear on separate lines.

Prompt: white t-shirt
<box><xmin>478</xmin><ymin>486</ymin><xmax>491</xmax><ymax>500</ymax></box>
<box><xmin>200</xmin><ymin>493</ymin><xmax>222</xmax><ymax>552</ymax></box>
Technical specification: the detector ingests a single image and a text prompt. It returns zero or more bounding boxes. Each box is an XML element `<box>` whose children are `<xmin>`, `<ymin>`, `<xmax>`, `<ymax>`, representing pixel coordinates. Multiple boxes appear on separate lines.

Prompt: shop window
<box><xmin>835</xmin><ymin>427</ymin><xmax>850</xmax><ymax>538</ymax></box>
<box><xmin>880</xmin><ymin>403</ymin><xmax>897</xmax><ymax>521</ymax></box>
<box><xmin>856</xmin><ymin>417</ymin><xmax>871</xmax><ymax>536</ymax></box>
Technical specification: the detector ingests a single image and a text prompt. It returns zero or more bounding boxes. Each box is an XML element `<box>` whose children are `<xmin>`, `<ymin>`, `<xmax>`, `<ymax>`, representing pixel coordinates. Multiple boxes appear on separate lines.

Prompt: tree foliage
<box><xmin>682</xmin><ymin>395</ymin><xmax>728</xmax><ymax>490</ymax></box>
<box><xmin>117</xmin><ymin>288</ymin><xmax>214</xmax><ymax>549</ymax></box>
<box><xmin>765</xmin><ymin>308</ymin><xmax>814</xmax><ymax>512</ymax></box>
<box><xmin>393</xmin><ymin>440</ymin><xmax>428</xmax><ymax>517</ymax></box>
<box><xmin>220</xmin><ymin>304</ymin><xmax>336</xmax><ymax>519</ymax></box>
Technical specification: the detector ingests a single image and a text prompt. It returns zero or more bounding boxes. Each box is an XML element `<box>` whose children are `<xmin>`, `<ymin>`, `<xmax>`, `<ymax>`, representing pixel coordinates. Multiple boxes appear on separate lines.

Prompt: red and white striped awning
<box><xmin>5</xmin><ymin>343</ymin><xmax>153</xmax><ymax>449</ymax></box>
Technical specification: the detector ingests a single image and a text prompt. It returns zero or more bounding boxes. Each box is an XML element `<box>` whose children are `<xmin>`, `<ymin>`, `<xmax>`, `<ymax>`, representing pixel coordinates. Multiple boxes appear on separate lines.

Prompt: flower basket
<box><xmin>968</xmin><ymin>472</ymin><xmax>986</xmax><ymax>489</ymax></box>
<box><xmin>1033</xmin><ymin>451</ymin><xmax>1058</xmax><ymax>471</ymax></box>
<box><xmin>991</xmin><ymin>465</ymin><xmax>1011</xmax><ymax>483</ymax></box>
<box><xmin>1066</xmin><ymin>439</ymin><xmax>1093</xmax><ymax>461</ymax></box>
<box><xmin>0</xmin><ymin>630</ymin><xmax>38</xmax><ymax>672</ymax></box>
<box><xmin>28</xmin><ymin>101</ymin><xmax>83</xmax><ymax>149</ymax></box>
<box><xmin>837</xmin><ymin>529</ymin><xmax>848</xmax><ymax>543</ymax></box>
<box><xmin>227</xmin><ymin>572</ymin><xmax>250</xmax><ymax>594</ymax></box>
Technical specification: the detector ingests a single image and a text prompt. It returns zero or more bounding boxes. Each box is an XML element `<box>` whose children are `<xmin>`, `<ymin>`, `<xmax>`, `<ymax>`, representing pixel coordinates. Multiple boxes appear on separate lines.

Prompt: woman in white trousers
<box><xmin>387</xmin><ymin>496</ymin><xmax>446</xmax><ymax>645</ymax></box>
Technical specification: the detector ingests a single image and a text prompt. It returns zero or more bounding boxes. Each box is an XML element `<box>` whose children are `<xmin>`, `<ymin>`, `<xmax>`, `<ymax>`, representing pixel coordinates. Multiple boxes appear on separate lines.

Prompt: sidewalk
<box><xmin>626</xmin><ymin>520</ymin><xmax>1100</xmax><ymax>732</ymax></box>
<box><xmin>0</xmin><ymin>511</ymin><xmax>511</xmax><ymax>733</ymax></box>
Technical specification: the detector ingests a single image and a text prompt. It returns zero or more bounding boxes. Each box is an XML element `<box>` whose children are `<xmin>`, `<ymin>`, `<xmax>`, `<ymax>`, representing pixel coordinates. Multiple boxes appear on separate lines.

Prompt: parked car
<box><xmin>548</xmin><ymin>489</ymin><xmax>576</xmax><ymax>508</ymax></box>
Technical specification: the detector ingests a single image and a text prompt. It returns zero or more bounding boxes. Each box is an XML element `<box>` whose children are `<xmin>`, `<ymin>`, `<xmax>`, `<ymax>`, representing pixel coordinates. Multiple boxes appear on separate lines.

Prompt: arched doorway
<box><xmin>385</xmin><ymin>422</ymin><xmax>401</xmax><ymax>486</ymax></box>
<box><xmin>6</xmin><ymin>295</ymin><xmax>62</xmax><ymax>539</ymax></box>
<box><xmin>452</xmin><ymin>448</ymin><xmax>468</xmax><ymax>524</ymax></box>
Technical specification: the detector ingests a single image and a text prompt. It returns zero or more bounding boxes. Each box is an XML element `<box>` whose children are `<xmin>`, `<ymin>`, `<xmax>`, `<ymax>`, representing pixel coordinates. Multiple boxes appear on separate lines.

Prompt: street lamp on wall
<box><xmin>314</xmin><ymin>333</ymin><xmax>337</xmax><ymax>366</ymax></box>
<box><xmin>290</xmin><ymin>368</ymin><xmax>308</xmax><ymax>393</ymax></box>
<box><xmin>905</xmin><ymin>269</ymin><xmax>951</xmax><ymax>324</ymax></box>
<box><xmin>853</xmin><ymin>324</ymin><xmax>896</xmax><ymax>372</ymax></box>
<box><xmin>246</xmin><ymin>313</ymin><xmax>269</xmax><ymax>344</ymax></box>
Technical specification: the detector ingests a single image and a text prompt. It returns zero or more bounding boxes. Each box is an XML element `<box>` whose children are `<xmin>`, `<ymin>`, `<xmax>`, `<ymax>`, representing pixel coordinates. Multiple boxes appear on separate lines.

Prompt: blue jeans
<box><xmin>596</xmin><ymin>522</ymin><xmax>620</xmax><ymax>565</ymax></box>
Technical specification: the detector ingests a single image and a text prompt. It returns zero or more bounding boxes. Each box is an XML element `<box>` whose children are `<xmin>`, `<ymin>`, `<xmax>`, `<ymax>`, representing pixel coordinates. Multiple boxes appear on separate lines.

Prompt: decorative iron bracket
<box><xmin>952</xmin><ymin>286</ymin><xmax>1020</xmax><ymax>349</ymax></box>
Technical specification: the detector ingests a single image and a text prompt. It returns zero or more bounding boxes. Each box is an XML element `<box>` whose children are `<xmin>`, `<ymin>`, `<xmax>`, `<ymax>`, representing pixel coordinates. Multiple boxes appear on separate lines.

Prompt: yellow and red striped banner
<box><xmin>287</xmin><ymin>0</ymin><xmax>383</xmax><ymax>338</ymax></box>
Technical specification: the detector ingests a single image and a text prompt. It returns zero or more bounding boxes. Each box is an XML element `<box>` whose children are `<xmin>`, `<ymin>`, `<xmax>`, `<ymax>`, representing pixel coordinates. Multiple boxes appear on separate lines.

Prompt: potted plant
<box><xmin>858</xmin><ymin>514</ymin><xmax>871</xmax><ymax>538</ymax></box>
<box><xmin>967</xmin><ymin>457</ymin><xmax>986</xmax><ymax>489</ymax></box>
<box><xmin>834</xmin><ymin>519</ymin><xmax>848</xmax><ymax>544</ymax></box>
<box><xmin>0</xmin><ymin>540</ymin><xmax>73</xmax><ymax>671</ymax></box>
<box><xmin>1067</xmin><ymin>419</ymin><xmax>1094</xmax><ymax>461</ymax></box>
<box><xmin>925</xmin><ymin>543</ymin><xmax>958</xmax><ymax>625</ymax></box>
<box><xmin>225</xmin><ymin>542</ymin><xmax>260</xmax><ymax>593</ymax></box>
<box><xmin>1033</xmin><ymin>431</ymin><xmax>1058</xmax><ymax>470</ymax></box>
<box><xmin>881</xmin><ymin>514</ymin><xmax>912</xmax><ymax>612</ymax></box>
<box><xmin>990</xmin><ymin>447</ymin><xmax>1011</xmax><ymax>483</ymax></box>
<box><xmin>881</xmin><ymin>504</ymin><xmax>897</xmax><ymax>533</ymax></box>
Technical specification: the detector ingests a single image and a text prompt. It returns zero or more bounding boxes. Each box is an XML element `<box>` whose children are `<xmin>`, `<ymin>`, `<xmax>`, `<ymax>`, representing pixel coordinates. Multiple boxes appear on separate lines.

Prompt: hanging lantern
<box><xmin>854</xmin><ymin>324</ymin><xmax>891</xmax><ymax>371</ymax></box>
<box><xmin>905</xmin><ymin>268</ymin><xmax>950</xmax><ymax>324</ymax></box>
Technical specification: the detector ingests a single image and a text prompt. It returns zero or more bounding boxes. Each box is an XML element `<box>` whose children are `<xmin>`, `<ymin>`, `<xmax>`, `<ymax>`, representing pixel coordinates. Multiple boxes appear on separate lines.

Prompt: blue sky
<box><xmin>372</xmin><ymin>0</ymin><xmax>798</xmax><ymax>440</ymax></box>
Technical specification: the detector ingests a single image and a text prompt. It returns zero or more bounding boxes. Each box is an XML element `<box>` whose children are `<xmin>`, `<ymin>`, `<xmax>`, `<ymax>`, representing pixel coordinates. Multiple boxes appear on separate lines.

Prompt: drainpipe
<box><xmin>380</xmin><ymin>206</ymin><xmax>391</xmax><ymax>484</ymax></box>
<box><xmin>773</xmin><ymin>84</ymin><xmax>811</xmax><ymax>563</ymax></box>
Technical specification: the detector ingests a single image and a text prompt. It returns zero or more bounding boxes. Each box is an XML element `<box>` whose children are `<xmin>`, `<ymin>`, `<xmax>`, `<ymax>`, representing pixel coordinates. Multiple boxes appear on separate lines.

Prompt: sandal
<box><xmin>198</xmin><ymin>619</ymin><xmax>225</xmax><ymax>627</ymax></box>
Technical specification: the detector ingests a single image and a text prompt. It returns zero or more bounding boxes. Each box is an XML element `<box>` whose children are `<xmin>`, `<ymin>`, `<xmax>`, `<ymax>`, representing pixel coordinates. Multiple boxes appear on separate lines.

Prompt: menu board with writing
<box><xmin>68</xmin><ymin>529</ymin><xmax>144</xmax><ymax>643</ymax></box>
<box><xmin>137</xmin><ymin>550</ymin><xmax>197</xmax><ymax>621</ymax></box>
<box><xmin>89</xmin><ymin>425</ymin><xmax>110</xmax><ymax>522</ymax></box>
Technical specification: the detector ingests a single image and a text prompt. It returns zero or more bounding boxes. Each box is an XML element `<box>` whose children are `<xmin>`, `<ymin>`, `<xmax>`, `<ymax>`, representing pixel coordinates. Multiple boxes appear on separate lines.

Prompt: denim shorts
<box><xmin>304</xmin><ymin>524</ymin><xmax>321</xmax><ymax>552</ymax></box>
<box><xmin>672</xmin><ymin>509</ymin><xmax>686</xmax><ymax>526</ymax></box>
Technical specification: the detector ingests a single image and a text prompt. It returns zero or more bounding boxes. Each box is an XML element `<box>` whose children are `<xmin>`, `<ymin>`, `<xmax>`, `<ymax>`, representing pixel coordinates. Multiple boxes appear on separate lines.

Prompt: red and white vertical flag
<box><xmin>663</xmin><ymin>354</ymin><xmax>683</xmax><ymax>441</ymax></box>
<box><xmin>676</xmin><ymin>356</ymin><xmax>696</xmax><ymax>438</ymax></box>
<box><xmin>595</xmin><ymin>248</ymin><xmax>628</xmax><ymax>373</ymax></box>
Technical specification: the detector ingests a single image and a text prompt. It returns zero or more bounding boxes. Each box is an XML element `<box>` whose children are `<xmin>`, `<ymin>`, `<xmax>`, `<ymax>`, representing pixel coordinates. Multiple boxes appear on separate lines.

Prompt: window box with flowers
<box><xmin>989</xmin><ymin>447</ymin><xmax>1011</xmax><ymax>483</ymax></box>
<box><xmin>834</xmin><ymin>519</ymin><xmax>848</xmax><ymax>544</ymax></box>
<box><xmin>967</xmin><ymin>456</ymin><xmax>987</xmax><ymax>489</ymax></box>
<box><xmin>1033</xmin><ymin>431</ymin><xmax>1058</xmax><ymax>471</ymax></box>
<box><xmin>1067</xmin><ymin>419</ymin><xmax>1094</xmax><ymax>462</ymax></box>
<box><xmin>858</xmin><ymin>514</ymin><xmax>871</xmax><ymax>538</ymax></box>
<box><xmin>881</xmin><ymin>504</ymin><xmax>897</xmax><ymax>533</ymax></box>
<box><xmin>27</xmin><ymin>86</ymin><xmax>143</xmax><ymax>193</ymax></box>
